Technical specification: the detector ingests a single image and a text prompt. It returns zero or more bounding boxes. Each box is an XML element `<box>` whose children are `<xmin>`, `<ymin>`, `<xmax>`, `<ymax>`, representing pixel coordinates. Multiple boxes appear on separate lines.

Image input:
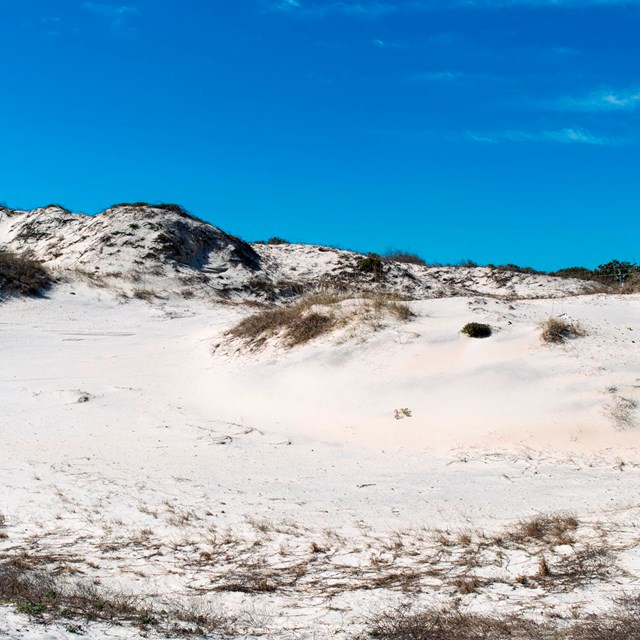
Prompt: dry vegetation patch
<box><xmin>226</xmin><ymin>292</ymin><xmax>413</xmax><ymax>349</ymax></box>
<box><xmin>361</xmin><ymin>601</ymin><xmax>640</xmax><ymax>640</ymax></box>
<box><xmin>0</xmin><ymin>249</ymin><xmax>51</xmax><ymax>296</ymax></box>
<box><xmin>506</xmin><ymin>514</ymin><xmax>579</xmax><ymax>545</ymax></box>
<box><xmin>0</xmin><ymin>559</ymin><xmax>231</xmax><ymax>636</ymax></box>
<box><xmin>540</xmin><ymin>317</ymin><xmax>586</xmax><ymax>344</ymax></box>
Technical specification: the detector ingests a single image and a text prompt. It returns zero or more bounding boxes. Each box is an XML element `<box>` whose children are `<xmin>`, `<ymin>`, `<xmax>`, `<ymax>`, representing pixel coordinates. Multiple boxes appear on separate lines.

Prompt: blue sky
<box><xmin>0</xmin><ymin>0</ymin><xmax>638</xmax><ymax>269</ymax></box>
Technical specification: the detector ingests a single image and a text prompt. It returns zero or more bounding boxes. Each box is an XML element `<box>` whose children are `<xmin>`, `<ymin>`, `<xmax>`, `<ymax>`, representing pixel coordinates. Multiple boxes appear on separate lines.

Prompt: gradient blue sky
<box><xmin>1</xmin><ymin>0</ymin><xmax>638</xmax><ymax>269</ymax></box>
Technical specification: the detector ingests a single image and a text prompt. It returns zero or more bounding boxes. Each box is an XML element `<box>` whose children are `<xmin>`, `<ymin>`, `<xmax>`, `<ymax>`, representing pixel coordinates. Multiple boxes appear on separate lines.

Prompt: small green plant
<box><xmin>461</xmin><ymin>322</ymin><xmax>492</xmax><ymax>338</ymax></box>
<box><xmin>357</xmin><ymin>253</ymin><xmax>384</xmax><ymax>277</ymax></box>
<box><xmin>394</xmin><ymin>408</ymin><xmax>412</xmax><ymax>420</ymax></box>
<box><xmin>139</xmin><ymin>612</ymin><xmax>157</xmax><ymax>625</ymax></box>
<box><xmin>267</xmin><ymin>237</ymin><xmax>290</xmax><ymax>245</ymax></box>
<box><xmin>16</xmin><ymin>602</ymin><xmax>47</xmax><ymax>615</ymax></box>
<box><xmin>384</xmin><ymin>251</ymin><xmax>426</xmax><ymax>266</ymax></box>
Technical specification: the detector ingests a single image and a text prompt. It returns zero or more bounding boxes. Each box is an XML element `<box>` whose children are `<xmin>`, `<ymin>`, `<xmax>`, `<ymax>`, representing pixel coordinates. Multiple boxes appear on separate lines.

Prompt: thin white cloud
<box><xmin>84</xmin><ymin>2</ymin><xmax>139</xmax><ymax>31</ymax></box>
<box><xmin>555</xmin><ymin>88</ymin><xmax>640</xmax><ymax>112</ymax></box>
<box><xmin>467</xmin><ymin>127</ymin><xmax>620</xmax><ymax>145</ymax></box>
<box><xmin>273</xmin><ymin>0</ymin><xmax>301</xmax><ymax>8</ymax></box>
<box><xmin>372</xmin><ymin>38</ymin><xmax>404</xmax><ymax>48</ymax></box>
<box><xmin>413</xmin><ymin>71</ymin><xmax>465</xmax><ymax>82</ymax></box>
<box><xmin>267</xmin><ymin>1</ymin><xmax>400</xmax><ymax>17</ymax></box>
<box><xmin>266</xmin><ymin>0</ymin><xmax>640</xmax><ymax>17</ymax></box>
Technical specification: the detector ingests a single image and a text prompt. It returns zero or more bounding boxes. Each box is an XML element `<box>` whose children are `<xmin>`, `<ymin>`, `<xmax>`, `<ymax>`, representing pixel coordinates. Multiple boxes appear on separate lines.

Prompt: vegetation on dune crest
<box><xmin>357</xmin><ymin>253</ymin><xmax>385</xmax><ymax>277</ymax></box>
<box><xmin>383</xmin><ymin>250</ymin><xmax>427</xmax><ymax>266</ymax></box>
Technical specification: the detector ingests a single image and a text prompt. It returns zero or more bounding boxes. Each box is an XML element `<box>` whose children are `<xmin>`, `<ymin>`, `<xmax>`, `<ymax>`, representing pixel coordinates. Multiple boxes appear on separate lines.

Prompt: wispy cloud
<box><xmin>84</xmin><ymin>2</ymin><xmax>139</xmax><ymax>32</ymax></box>
<box><xmin>372</xmin><ymin>38</ymin><xmax>404</xmax><ymax>48</ymax></box>
<box><xmin>265</xmin><ymin>0</ymin><xmax>640</xmax><ymax>18</ymax></box>
<box><xmin>554</xmin><ymin>88</ymin><xmax>640</xmax><ymax>112</ymax></box>
<box><xmin>266</xmin><ymin>1</ymin><xmax>400</xmax><ymax>17</ymax></box>
<box><xmin>467</xmin><ymin>127</ymin><xmax>621</xmax><ymax>145</ymax></box>
<box><xmin>412</xmin><ymin>71</ymin><xmax>466</xmax><ymax>82</ymax></box>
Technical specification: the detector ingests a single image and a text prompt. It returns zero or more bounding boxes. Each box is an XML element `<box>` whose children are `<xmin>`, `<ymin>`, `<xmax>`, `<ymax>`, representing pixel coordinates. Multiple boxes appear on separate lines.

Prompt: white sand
<box><xmin>1</xmin><ymin>280</ymin><xmax>639</xmax><ymax>638</ymax></box>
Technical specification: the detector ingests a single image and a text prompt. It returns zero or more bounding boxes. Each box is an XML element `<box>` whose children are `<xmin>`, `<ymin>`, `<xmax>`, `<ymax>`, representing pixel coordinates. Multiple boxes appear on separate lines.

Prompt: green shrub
<box><xmin>384</xmin><ymin>251</ymin><xmax>426</xmax><ymax>266</ymax></box>
<box><xmin>461</xmin><ymin>322</ymin><xmax>492</xmax><ymax>338</ymax></box>
<box><xmin>357</xmin><ymin>253</ymin><xmax>384</xmax><ymax>277</ymax></box>
<box><xmin>593</xmin><ymin>260</ymin><xmax>638</xmax><ymax>285</ymax></box>
<box><xmin>495</xmin><ymin>263</ymin><xmax>542</xmax><ymax>275</ymax></box>
<box><xmin>267</xmin><ymin>237</ymin><xmax>290</xmax><ymax>245</ymax></box>
<box><xmin>552</xmin><ymin>266</ymin><xmax>595</xmax><ymax>281</ymax></box>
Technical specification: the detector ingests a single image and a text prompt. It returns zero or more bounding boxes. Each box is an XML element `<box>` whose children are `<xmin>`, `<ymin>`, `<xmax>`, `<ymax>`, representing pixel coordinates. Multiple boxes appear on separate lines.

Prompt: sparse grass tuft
<box><xmin>540</xmin><ymin>316</ymin><xmax>586</xmax><ymax>344</ymax></box>
<box><xmin>604</xmin><ymin>395</ymin><xmax>638</xmax><ymax>431</ymax></box>
<box><xmin>507</xmin><ymin>513</ymin><xmax>578</xmax><ymax>545</ymax></box>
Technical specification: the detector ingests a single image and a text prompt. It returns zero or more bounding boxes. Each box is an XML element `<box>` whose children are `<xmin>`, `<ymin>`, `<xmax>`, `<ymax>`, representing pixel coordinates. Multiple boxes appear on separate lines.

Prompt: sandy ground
<box><xmin>1</xmin><ymin>284</ymin><xmax>639</xmax><ymax>638</ymax></box>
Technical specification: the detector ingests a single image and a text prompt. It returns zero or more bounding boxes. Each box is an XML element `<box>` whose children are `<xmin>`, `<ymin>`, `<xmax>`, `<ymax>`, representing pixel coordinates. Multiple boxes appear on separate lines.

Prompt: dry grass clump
<box><xmin>228</xmin><ymin>293</ymin><xmax>340</xmax><ymax>348</ymax></box>
<box><xmin>226</xmin><ymin>292</ymin><xmax>413</xmax><ymax>349</ymax></box>
<box><xmin>540</xmin><ymin>317</ymin><xmax>586</xmax><ymax>344</ymax></box>
<box><xmin>367</xmin><ymin>293</ymin><xmax>414</xmax><ymax>322</ymax></box>
<box><xmin>0</xmin><ymin>249</ymin><xmax>51</xmax><ymax>296</ymax></box>
<box><xmin>362</xmin><ymin>608</ymin><xmax>547</xmax><ymax>640</ymax></box>
<box><xmin>362</xmin><ymin>603</ymin><xmax>640</xmax><ymax>640</ymax></box>
<box><xmin>623</xmin><ymin>272</ymin><xmax>640</xmax><ymax>293</ymax></box>
<box><xmin>507</xmin><ymin>513</ymin><xmax>578</xmax><ymax>545</ymax></box>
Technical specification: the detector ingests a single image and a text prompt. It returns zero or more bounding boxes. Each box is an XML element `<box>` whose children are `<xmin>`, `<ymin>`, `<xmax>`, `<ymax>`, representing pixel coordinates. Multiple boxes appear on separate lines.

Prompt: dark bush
<box><xmin>0</xmin><ymin>250</ymin><xmax>51</xmax><ymax>296</ymax></box>
<box><xmin>384</xmin><ymin>251</ymin><xmax>427</xmax><ymax>266</ymax></box>
<box><xmin>357</xmin><ymin>253</ymin><xmax>384</xmax><ymax>277</ymax></box>
<box><xmin>496</xmin><ymin>263</ymin><xmax>542</xmax><ymax>275</ymax></box>
<box><xmin>552</xmin><ymin>267</ymin><xmax>595</xmax><ymax>281</ymax></box>
<box><xmin>41</xmin><ymin>204</ymin><xmax>71</xmax><ymax>213</ymax></box>
<box><xmin>267</xmin><ymin>237</ymin><xmax>290</xmax><ymax>245</ymax></box>
<box><xmin>461</xmin><ymin>322</ymin><xmax>492</xmax><ymax>338</ymax></box>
